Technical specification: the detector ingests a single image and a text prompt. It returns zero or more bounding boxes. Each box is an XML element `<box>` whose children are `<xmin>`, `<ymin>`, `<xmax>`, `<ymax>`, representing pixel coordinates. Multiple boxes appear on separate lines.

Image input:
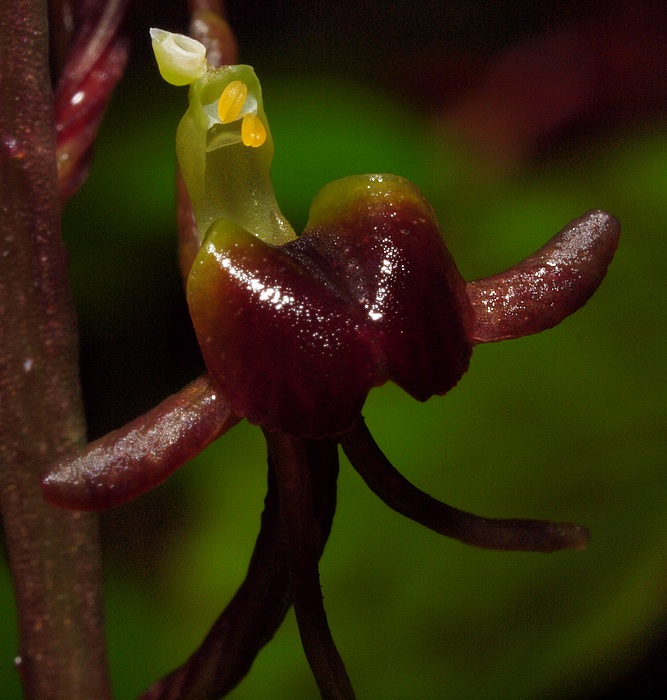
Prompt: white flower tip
<box><xmin>150</xmin><ymin>28</ymin><xmax>207</xmax><ymax>86</ymax></box>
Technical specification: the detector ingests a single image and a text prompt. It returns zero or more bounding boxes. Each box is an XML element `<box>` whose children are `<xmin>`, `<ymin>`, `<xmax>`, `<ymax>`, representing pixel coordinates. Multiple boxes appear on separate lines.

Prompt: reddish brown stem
<box><xmin>189</xmin><ymin>0</ymin><xmax>223</xmax><ymax>12</ymax></box>
<box><xmin>0</xmin><ymin>1</ymin><xmax>110</xmax><ymax>696</ymax></box>
<box><xmin>42</xmin><ymin>374</ymin><xmax>240</xmax><ymax>511</ymax></box>
<box><xmin>466</xmin><ymin>210</ymin><xmax>620</xmax><ymax>343</ymax></box>
<box><xmin>341</xmin><ymin>419</ymin><xmax>589</xmax><ymax>552</ymax></box>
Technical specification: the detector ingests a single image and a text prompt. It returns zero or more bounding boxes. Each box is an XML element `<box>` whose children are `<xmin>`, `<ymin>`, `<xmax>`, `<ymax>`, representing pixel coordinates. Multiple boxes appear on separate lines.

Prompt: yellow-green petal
<box><xmin>177</xmin><ymin>65</ymin><xmax>294</xmax><ymax>244</ymax></box>
<box><xmin>150</xmin><ymin>28</ymin><xmax>207</xmax><ymax>87</ymax></box>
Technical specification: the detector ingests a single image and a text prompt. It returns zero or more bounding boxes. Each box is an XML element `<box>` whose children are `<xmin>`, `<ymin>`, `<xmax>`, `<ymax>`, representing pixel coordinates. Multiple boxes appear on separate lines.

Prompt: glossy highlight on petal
<box><xmin>187</xmin><ymin>174</ymin><xmax>474</xmax><ymax>437</ymax></box>
<box><xmin>42</xmin><ymin>375</ymin><xmax>240</xmax><ymax>511</ymax></box>
<box><xmin>467</xmin><ymin>210</ymin><xmax>620</xmax><ymax>343</ymax></box>
<box><xmin>188</xmin><ymin>220</ymin><xmax>374</xmax><ymax>437</ymax></box>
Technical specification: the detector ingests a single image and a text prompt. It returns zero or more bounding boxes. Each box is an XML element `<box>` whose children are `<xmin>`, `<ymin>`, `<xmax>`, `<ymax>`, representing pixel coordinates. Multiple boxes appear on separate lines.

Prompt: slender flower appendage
<box><xmin>42</xmin><ymin>27</ymin><xmax>620</xmax><ymax>699</ymax></box>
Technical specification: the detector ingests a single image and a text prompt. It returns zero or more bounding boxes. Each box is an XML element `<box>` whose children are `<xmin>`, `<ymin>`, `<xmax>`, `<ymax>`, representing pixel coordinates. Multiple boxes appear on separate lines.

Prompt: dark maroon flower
<box><xmin>41</xmin><ymin>18</ymin><xmax>620</xmax><ymax>700</ymax></box>
<box><xmin>188</xmin><ymin>174</ymin><xmax>473</xmax><ymax>437</ymax></box>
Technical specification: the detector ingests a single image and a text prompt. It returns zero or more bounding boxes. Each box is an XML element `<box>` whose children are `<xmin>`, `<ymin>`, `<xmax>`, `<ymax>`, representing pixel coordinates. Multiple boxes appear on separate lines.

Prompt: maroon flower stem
<box><xmin>42</xmin><ymin>374</ymin><xmax>240</xmax><ymax>511</ymax></box>
<box><xmin>266</xmin><ymin>432</ymin><xmax>356</xmax><ymax>700</ymax></box>
<box><xmin>342</xmin><ymin>419</ymin><xmax>590</xmax><ymax>552</ymax></box>
<box><xmin>141</xmin><ymin>437</ymin><xmax>341</xmax><ymax>700</ymax></box>
<box><xmin>0</xmin><ymin>1</ymin><xmax>110</xmax><ymax>697</ymax></box>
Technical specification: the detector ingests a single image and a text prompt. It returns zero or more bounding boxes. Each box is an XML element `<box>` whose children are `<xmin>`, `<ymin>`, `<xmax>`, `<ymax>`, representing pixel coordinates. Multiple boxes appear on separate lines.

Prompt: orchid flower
<box><xmin>42</xmin><ymin>28</ymin><xmax>620</xmax><ymax>699</ymax></box>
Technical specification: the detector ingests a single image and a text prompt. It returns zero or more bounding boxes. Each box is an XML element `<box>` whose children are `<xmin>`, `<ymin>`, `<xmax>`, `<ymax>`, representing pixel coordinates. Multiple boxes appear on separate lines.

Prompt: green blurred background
<box><xmin>2</xmin><ymin>0</ymin><xmax>666</xmax><ymax>697</ymax></box>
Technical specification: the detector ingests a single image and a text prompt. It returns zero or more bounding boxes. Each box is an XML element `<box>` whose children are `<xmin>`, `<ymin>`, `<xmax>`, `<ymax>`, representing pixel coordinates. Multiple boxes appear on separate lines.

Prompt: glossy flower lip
<box><xmin>187</xmin><ymin>174</ymin><xmax>473</xmax><ymax>437</ymax></box>
<box><xmin>150</xmin><ymin>28</ymin><xmax>207</xmax><ymax>86</ymax></box>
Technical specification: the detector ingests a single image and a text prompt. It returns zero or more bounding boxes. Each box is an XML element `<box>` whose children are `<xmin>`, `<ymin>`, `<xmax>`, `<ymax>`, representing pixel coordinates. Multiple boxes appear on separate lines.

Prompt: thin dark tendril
<box><xmin>267</xmin><ymin>432</ymin><xmax>356</xmax><ymax>700</ymax></box>
<box><xmin>341</xmin><ymin>418</ymin><xmax>589</xmax><ymax>553</ymax></box>
<box><xmin>141</xmin><ymin>437</ymin><xmax>342</xmax><ymax>699</ymax></box>
<box><xmin>140</xmin><ymin>469</ymin><xmax>289</xmax><ymax>700</ymax></box>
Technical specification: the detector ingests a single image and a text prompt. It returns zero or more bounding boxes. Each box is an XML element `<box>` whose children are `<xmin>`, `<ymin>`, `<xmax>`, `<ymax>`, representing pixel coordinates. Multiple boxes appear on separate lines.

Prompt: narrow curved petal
<box><xmin>341</xmin><ymin>419</ymin><xmax>590</xmax><ymax>552</ymax></box>
<box><xmin>467</xmin><ymin>210</ymin><xmax>620</xmax><ymax>343</ymax></box>
<box><xmin>141</xmin><ymin>436</ymin><xmax>341</xmax><ymax>700</ymax></box>
<box><xmin>141</xmin><ymin>466</ymin><xmax>290</xmax><ymax>700</ymax></box>
<box><xmin>42</xmin><ymin>375</ymin><xmax>240</xmax><ymax>510</ymax></box>
<box><xmin>266</xmin><ymin>432</ymin><xmax>355</xmax><ymax>698</ymax></box>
